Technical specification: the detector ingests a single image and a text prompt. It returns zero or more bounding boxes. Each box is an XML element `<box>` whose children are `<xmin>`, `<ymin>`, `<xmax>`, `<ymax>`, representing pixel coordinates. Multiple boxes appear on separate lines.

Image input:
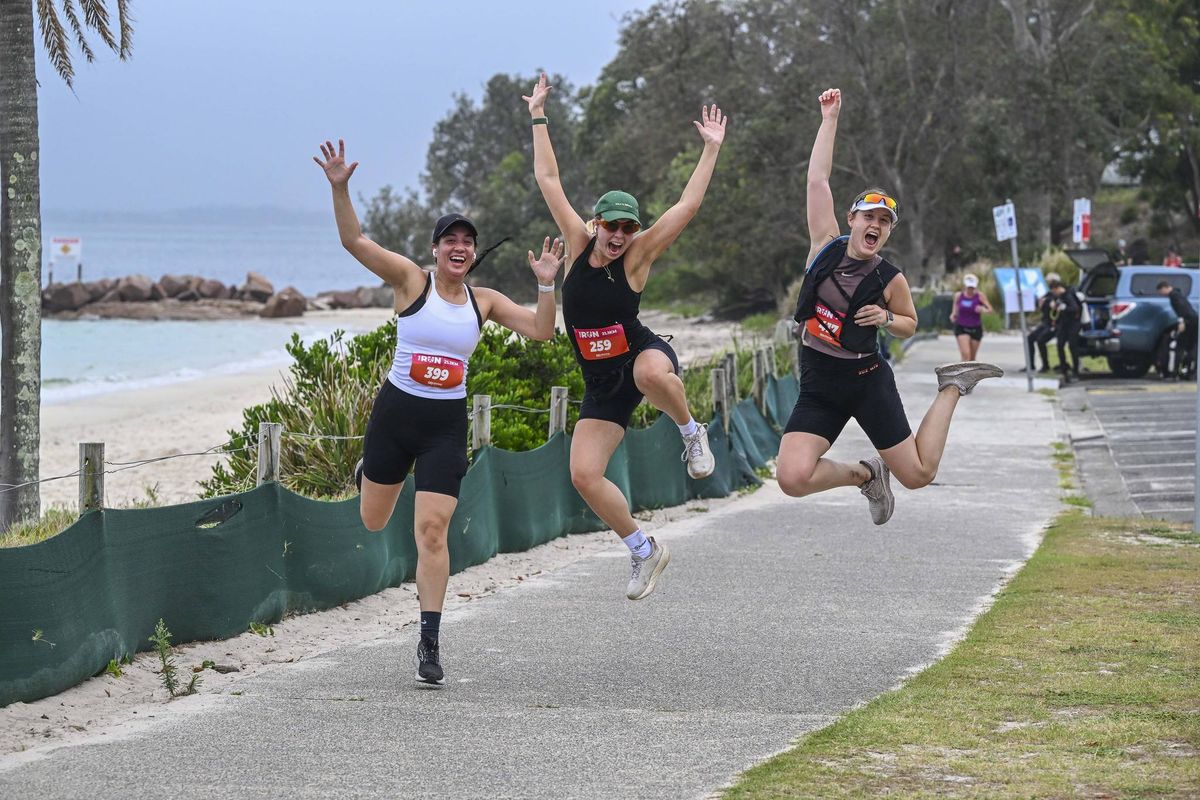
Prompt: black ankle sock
<box><xmin>420</xmin><ymin>611</ymin><xmax>441</xmax><ymax>642</ymax></box>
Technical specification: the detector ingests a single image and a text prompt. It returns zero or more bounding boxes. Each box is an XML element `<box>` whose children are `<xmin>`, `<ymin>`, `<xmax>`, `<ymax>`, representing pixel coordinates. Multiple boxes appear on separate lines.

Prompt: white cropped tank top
<box><xmin>387</xmin><ymin>273</ymin><xmax>483</xmax><ymax>400</ymax></box>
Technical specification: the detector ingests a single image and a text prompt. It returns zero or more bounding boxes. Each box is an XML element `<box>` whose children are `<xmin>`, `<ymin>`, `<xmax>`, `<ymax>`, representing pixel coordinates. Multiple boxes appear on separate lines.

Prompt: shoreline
<box><xmin>38</xmin><ymin>309</ymin><xmax>395</xmax><ymax>511</ymax></box>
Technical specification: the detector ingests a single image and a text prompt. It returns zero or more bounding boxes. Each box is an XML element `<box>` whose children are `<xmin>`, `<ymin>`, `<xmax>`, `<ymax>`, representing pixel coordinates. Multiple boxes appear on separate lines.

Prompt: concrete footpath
<box><xmin>0</xmin><ymin>334</ymin><xmax>1063</xmax><ymax>800</ymax></box>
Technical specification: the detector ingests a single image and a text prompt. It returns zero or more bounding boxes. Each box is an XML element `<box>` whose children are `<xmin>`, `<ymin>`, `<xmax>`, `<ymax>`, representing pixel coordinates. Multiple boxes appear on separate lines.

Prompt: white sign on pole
<box><xmin>1072</xmin><ymin>198</ymin><xmax>1092</xmax><ymax>244</ymax></box>
<box><xmin>992</xmin><ymin>203</ymin><xmax>1017</xmax><ymax>242</ymax></box>
<box><xmin>49</xmin><ymin>236</ymin><xmax>83</xmax><ymax>267</ymax></box>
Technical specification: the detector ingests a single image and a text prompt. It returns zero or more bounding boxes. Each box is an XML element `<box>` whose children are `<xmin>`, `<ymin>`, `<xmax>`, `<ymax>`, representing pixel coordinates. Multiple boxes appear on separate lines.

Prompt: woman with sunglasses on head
<box><xmin>777</xmin><ymin>89</ymin><xmax>1002</xmax><ymax>525</ymax></box>
<box><xmin>315</xmin><ymin>139</ymin><xmax>565</xmax><ymax>686</ymax></box>
<box><xmin>523</xmin><ymin>73</ymin><xmax>726</xmax><ymax>601</ymax></box>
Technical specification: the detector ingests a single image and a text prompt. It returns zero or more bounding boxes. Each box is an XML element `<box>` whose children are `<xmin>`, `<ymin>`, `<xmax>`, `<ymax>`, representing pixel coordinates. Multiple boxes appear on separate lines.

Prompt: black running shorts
<box><xmin>784</xmin><ymin>346</ymin><xmax>912</xmax><ymax>451</ymax></box>
<box><xmin>954</xmin><ymin>324</ymin><xmax>984</xmax><ymax>341</ymax></box>
<box><xmin>361</xmin><ymin>379</ymin><xmax>468</xmax><ymax>498</ymax></box>
<box><xmin>578</xmin><ymin>336</ymin><xmax>680</xmax><ymax>429</ymax></box>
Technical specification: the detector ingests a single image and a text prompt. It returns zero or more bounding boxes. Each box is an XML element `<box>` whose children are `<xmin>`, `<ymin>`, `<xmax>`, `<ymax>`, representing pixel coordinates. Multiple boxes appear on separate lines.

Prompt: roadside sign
<box><xmin>992</xmin><ymin>203</ymin><xmax>1017</xmax><ymax>242</ymax></box>
<box><xmin>1072</xmin><ymin>198</ymin><xmax>1092</xmax><ymax>244</ymax></box>
<box><xmin>49</xmin><ymin>236</ymin><xmax>82</xmax><ymax>266</ymax></box>
<box><xmin>992</xmin><ymin>267</ymin><xmax>1044</xmax><ymax>314</ymax></box>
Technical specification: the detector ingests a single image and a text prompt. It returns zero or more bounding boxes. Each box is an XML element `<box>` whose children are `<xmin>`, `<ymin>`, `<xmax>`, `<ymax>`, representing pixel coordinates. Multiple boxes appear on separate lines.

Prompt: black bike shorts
<box><xmin>579</xmin><ymin>337</ymin><xmax>680</xmax><ymax>429</ymax></box>
<box><xmin>954</xmin><ymin>324</ymin><xmax>983</xmax><ymax>341</ymax></box>
<box><xmin>361</xmin><ymin>379</ymin><xmax>468</xmax><ymax>498</ymax></box>
<box><xmin>784</xmin><ymin>346</ymin><xmax>912</xmax><ymax>451</ymax></box>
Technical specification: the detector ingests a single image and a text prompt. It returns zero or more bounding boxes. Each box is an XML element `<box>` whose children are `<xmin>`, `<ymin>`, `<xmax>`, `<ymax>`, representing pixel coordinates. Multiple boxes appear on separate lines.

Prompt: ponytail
<box><xmin>467</xmin><ymin>237</ymin><xmax>512</xmax><ymax>274</ymax></box>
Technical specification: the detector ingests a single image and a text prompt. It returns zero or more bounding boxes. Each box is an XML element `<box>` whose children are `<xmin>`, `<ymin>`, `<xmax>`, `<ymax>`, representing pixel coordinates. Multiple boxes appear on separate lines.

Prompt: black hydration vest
<box><xmin>793</xmin><ymin>236</ymin><xmax>902</xmax><ymax>354</ymax></box>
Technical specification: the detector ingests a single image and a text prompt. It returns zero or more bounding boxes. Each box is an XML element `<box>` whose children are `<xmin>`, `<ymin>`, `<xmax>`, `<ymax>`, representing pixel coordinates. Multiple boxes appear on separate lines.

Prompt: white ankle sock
<box><xmin>621</xmin><ymin>529</ymin><xmax>652</xmax><ymax>559</ymax></box>
<box><xmin>677</xmin><ymin>418</ymin><xmax>699</xmax><ymax>437</ymax></box>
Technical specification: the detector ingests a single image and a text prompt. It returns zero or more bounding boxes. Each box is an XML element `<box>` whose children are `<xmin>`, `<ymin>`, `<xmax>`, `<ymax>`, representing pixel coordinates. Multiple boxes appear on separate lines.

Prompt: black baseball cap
<box><xmin>431</xmin><ymin>213</ymin><xmax>478</xmax><ymax>243</ymax></box>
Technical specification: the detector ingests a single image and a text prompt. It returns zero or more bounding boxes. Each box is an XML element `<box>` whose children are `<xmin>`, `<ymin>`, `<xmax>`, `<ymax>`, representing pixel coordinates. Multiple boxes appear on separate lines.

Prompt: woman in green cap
<box><xmin>523</xmin><ymin>72</ymin><xmax>726</xmax><ymax>601</ymax></box>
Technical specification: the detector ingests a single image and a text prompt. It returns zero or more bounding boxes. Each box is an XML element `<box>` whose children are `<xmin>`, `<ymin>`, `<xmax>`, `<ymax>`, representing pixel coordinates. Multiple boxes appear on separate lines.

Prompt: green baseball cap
<box><xmin>594</xmin><ymin>190</ymin><xmax>641</xmax><ymax>225</ymax></box>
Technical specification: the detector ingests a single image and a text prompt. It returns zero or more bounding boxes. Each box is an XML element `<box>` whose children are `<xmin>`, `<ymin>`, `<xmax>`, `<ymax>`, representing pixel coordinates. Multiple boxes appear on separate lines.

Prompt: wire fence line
<box><xmin>0</xmin><ymin>400</ymin><xmax>575</xmax><ymax>496</ymax></box>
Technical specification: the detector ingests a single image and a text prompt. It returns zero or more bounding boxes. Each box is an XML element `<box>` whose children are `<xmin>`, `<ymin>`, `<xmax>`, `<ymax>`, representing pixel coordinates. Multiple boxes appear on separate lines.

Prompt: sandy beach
<box><xmin>37</xmin><ymin>307</ymin><xmax>758</xmax><ymax>511</ymax></box>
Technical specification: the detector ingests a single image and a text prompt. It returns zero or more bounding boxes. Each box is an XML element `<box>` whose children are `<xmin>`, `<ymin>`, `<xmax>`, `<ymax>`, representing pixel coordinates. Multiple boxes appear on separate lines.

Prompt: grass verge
<box><xmin>724</xmin><ymin>511</ymin><xmax>1200</xmax><ymax>799</ymax></box>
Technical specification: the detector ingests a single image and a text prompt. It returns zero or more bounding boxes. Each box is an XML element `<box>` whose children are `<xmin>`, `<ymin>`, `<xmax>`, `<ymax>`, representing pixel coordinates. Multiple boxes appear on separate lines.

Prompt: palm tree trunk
<box><xmin>0</xmin><ymin>0</ymin><xmax>43</xmax><ymax>530</ymax></box>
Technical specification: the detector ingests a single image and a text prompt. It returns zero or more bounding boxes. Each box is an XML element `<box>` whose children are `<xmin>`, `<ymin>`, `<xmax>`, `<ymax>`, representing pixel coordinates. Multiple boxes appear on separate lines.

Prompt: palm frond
<box><xmin>79</xmin><ymin>0</ymin><xmax>118</xmax><ymax>52</ymax></box>
<box><xmin>61</xmin><ymin>0</ymin><xmax>96</xmax><ymax>64</ymax></box>
<box><xmin>116</xmin><ymin>0</ymin><xmax>133</xmax><ymax>59</ymax></box>
<box><xmin>36</xmin><ymin>0</ymin><xmax>75</xmax><ymax>87</ymax></box>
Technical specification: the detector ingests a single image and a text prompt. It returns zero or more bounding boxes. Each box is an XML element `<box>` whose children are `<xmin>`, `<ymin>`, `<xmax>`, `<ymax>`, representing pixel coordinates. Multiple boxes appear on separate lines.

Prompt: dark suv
<box><xmin>1069</xmin><ymin>250</ymin><xmax>1199</xmax><ymax>378</ymax></box>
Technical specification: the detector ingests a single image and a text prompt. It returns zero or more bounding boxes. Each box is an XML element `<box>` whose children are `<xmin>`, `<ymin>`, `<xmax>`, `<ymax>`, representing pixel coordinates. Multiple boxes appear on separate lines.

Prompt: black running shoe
<box><xmin>415</xmin><ymin>635</ymin><xmax>444</xmax><ymax>687</ymax></box>
<box><xmin>354</xmin><ymin>458</ymin><xmax>364</xmax><ymax>492</ymax></box>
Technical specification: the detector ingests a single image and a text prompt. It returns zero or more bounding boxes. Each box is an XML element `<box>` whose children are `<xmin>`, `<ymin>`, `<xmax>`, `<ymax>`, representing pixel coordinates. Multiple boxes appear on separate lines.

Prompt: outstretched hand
<box><xmin>818</xmin><ymin>88</ymin><xmax>841</xmax><ymax>120</ymax></box>
<box><xmin>528</xmin><ymin>237</ymin><xmax>565</xmax><ymax>286</ymax></box>
<box><xmin>313</xmin><ymin>139</ymin><xmax>358</xmax><ymax>186</ymax></box>
<box><xmin>522</xmin><ymin>72</ymin><xmax>552</xmax><ymax>116</ymax></box>
<box><xmin>693</xmin><ymin>104</ymin><xmax>727</xmax><ymax>147</ymax></box>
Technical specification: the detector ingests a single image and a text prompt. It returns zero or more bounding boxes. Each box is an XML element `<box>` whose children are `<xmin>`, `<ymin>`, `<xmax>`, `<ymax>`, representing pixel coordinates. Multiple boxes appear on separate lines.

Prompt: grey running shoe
<box><xmin>859</xmin><ymin>456</ymin><xmax>895</xmax><ymax>526</ymax></box>
<box><xmin>415</xmin><ymin>635</ymin><xmax>444</xmax><ymax>687</ymax></box>
<box><xmin>681</xmin><ymin>424</ymin><xmax>715</xmax><ymax>479</ymax></box>
<box><xmin>626</xmin><ymin>537</ymin><xmax>670</xmax><ymax>600</ymax></box>
<box><xmin>935</xmin><ymin>361</ymin><xmax>1004</xmax><ymax>395</ymax></box>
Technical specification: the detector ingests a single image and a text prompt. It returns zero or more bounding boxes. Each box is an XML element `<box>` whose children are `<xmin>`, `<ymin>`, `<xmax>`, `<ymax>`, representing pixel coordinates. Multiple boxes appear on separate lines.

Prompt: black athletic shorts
<box><xmin>954</xmin><ymin>324</ymin><xmax>984</xmax><ymax>341</ymax></box>
<box><xmin>579</xmin><ymin>336</ymin><xmax>680</xmax><ymax>429</ymax></box>
<box><xmin>784</xmin><ymin>346</ymin><xmax>912</xmax><ymax>451</ymax></box>
<box><xmin>361</xmin><ymin>379</ymin><xmax>468</xmax><ymax>498</ymax></box>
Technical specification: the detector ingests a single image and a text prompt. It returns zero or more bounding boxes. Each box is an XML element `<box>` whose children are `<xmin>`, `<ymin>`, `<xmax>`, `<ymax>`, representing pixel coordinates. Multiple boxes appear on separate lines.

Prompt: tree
<box><xmin>1114</xmin><ymin>0</ymin><xmax>1200</xmax><ymax>233</ymax></box>
<box><xmin>0</xmin><ymin>0</ymin><xmax>131</xmax><ymax>531</ymax></box>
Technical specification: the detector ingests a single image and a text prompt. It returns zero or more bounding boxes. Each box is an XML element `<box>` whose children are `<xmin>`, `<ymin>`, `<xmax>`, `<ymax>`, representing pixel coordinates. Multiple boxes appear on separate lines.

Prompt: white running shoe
<box><xmin>681</xmin><ymin>424</ymin><xmax>715</xmax><ymax>479</ymax></box>
<box><xmin>935</xmin><ymin>361</ymin><xmax>1004</xmax><ymax>395</ymax></box>
<box><xmin>626</xmin><ymin>537</ymin><xmax>670</xmax><ymax>600</ymax></box>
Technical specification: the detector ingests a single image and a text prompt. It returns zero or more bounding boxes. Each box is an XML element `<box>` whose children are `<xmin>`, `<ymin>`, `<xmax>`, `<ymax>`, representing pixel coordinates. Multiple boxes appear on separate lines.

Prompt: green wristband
<box><xmin>530</xmin><ymin>117</ymin><xmax>548</xmax><ymax>126</ymax></box>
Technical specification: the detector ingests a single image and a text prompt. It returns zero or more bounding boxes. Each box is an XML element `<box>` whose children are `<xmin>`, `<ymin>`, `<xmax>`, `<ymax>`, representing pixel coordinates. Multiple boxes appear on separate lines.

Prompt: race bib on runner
<box><xmin>409</xmin><ymin>353</ymin><xmax>465</xmax><ymax>388</ymax></box>
<box><xmin>573</xmin><ymin>324</ymin><xmax>631</xmax><ymax>361</ymax></box>
<box><xmin>805</xmin><ymin>300</ymin><xmax>845</xmax><ymax>347</ymax></box>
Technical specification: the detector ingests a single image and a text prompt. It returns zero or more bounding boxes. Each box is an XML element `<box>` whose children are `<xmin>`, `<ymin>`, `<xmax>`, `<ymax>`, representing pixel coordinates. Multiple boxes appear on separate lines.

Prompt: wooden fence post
<box><xmin>256</xmin><ymin>422</ymin><xmax>282</xmax><ymax>486</ymax></box>
<box><xmin>723</xmin><ymin>352</ymin><xmax>738</xmax><ymax>401</ymax></box>
<box><xmin>711</xmin><ymin>368</ymin><xmax>729</xmax><ymax>433</ymax></box>
<box><xmin>548</xmin><ymin>386</ymin><xmax>569</xmax><ymax>438</ymax></box>
<box><xmin>765</xmin><ymin>344</ymin><xmax>777</xmax><ymax>378</ymax></box>
<box><xmin>788</xmin><ymin>341</ymin><xmax>800</xmax><ymax>380</ymax></box>
<box><xmin>752</xmin><ymin>349</ymin><xmax>765</xmax><ymax>411</ymax></box>
<box><xmin>472</xmin><ymin>395</ymin><xmax>492</xmax><ymax>451</ymax></box>
<box><xmin>78</xmin><ymin>442</ymin><xmax>104</xmax><ymax>512</ymax></box>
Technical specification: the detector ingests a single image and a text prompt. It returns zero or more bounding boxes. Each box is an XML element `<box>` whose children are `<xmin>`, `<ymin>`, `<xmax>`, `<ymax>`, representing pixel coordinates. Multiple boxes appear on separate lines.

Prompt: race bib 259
<box><xmin>573</xmin><ymin>324</ymin><xmax>631</xmax><ymax>361</ymax></box>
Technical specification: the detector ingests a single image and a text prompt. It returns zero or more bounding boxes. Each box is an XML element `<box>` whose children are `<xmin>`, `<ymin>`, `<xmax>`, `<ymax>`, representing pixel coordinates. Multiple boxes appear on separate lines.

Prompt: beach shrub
<box><xmin>201</xmin><ymin>322</ymin><xmax>585</xmax><ymax>499</ymax></box>
<box><xmin>203</xmin><ymin>316</ymin><xmax>794</xmax><ymax>499</ymax></box>
<box><xmin>1037</xmin><ymin>247</ymin><xmax>1079</xmax><ymax>287</ymax></box>
<box><xmin>465</xmin><ymin>325</ymin><xmax>586</xmax><ymax>452</ymax></box>
<box><xmin>200</xmin><ymin>323</ymin><xmax>394</xmax><ymax>499</ymax></box>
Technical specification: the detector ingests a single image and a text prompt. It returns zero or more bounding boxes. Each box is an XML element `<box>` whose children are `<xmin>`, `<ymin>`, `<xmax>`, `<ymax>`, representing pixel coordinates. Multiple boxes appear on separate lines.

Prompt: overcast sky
<box><xmin>36</xmin><ymin>0</ymin><xmax>653</xmax><ymax>215</ymax></box>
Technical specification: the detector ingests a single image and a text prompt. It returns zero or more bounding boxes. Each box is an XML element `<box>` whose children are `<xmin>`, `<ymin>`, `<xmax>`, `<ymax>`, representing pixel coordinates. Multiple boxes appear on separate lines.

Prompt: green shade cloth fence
<box><xmin>0</xmin><ymin>379</ymin><xmax>799</xmax><ymax>707</ymax></box>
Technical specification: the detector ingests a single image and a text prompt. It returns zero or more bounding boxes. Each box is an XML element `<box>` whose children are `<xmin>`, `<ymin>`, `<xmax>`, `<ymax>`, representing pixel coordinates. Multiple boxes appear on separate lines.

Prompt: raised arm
<box><xmin>524</xmin><ymin>74</ymin><xmax>589</xmax><ymax>255</ymax></box>
<box><xmin>806</xmin><ymin>88</ymin><xmax>843</xmax><ymax>266</ymax></box>
<box><xmin>313</xmin><ymin>139</ymin><xmax>422</xmax><ymax>290</ymax></box>
<box><xmin>625</xmin><ymin>104</ymin><xmax>728</xmax><ymax>276</ymax></box>
<box><xmin>476</xmin><ymin>237</ymin><xmax>565</xmax><ymax>341</ymax></box>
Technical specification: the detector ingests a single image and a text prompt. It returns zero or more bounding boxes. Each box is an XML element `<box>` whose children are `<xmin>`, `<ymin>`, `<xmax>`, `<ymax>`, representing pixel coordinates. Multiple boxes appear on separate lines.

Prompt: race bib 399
<box><xmin>410</xmin><ymin>353</ymin><xmax>465</xmax><ymax>388</ymax></box>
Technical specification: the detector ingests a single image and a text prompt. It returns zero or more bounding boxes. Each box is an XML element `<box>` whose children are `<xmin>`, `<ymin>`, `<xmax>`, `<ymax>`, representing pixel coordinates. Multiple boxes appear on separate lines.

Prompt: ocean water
<box><xmin>41</xmin><ymin>211</ymin><xmax>366</xmax><ymax>297</ymax></box>
<box><xmin>38</xmin><ymin>316</ymin><xmax>388</xmax><ymax>406</ymax></box>
<box><xmin>18</xmin><ymin>211</ymin><xmax>393</xmax><ymax>404</ymax></box>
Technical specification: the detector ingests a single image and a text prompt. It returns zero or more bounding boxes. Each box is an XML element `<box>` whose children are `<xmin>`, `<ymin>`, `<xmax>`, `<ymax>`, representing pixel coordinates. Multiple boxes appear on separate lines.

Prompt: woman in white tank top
<box><xmin>315</xmin><ymin>139</ymin><xmax>563</xmax><ymax>686</ymax></box>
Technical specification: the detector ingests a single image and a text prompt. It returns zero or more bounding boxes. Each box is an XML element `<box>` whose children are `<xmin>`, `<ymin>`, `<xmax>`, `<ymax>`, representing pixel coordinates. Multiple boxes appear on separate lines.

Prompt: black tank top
<box><xmin>562</xmin><ymin>237</ymin><xmax>655</xmax><ymax>375</ymax></box>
